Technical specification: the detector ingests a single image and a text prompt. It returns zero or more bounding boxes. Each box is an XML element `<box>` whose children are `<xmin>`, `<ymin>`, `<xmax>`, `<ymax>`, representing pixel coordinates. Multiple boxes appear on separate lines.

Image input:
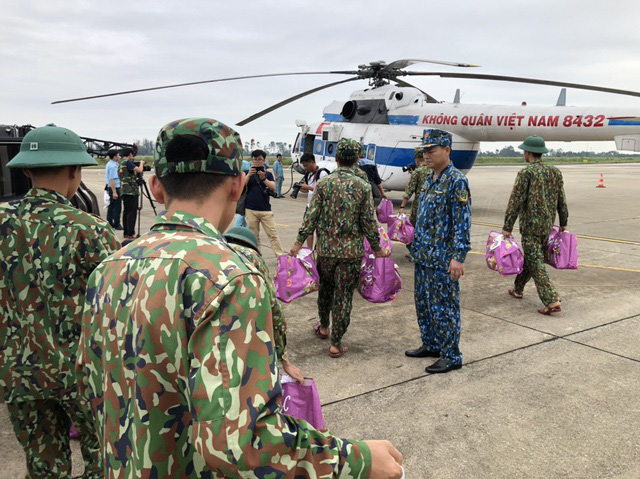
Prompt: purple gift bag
<box><xmin>376</xmin><ymin>199</ymin><xmax>394</xmax><ymax>224</ymax></box>
<box><xmin>546</xmin><ymin>226</ymin><xmax>579</xmax><ymax>269</ymax></box>
<box><xmin>485</xmin><ymin>231</ymin><xmax>524</xmax><ymax>276</ymax></box>
<box><xmin>364</xmin><ymin>225</ymin><xmax>393</xmax><ymax>257</ymax></box>
<box><xmin>275</xmin><ymin>248</ymin><xmax>320</xmax><ymax>303</ymax></box>
<box><xmin>358</xmin><ymin>254</ymin><xmax>402</xmax><ymax>303</ymax></box>
<box><xmin>281</xmin><ymin>376</ymin><xmax>325</xmax><ymax>430</ymax></box>
<box><xmin>387</xmin><ymin>214</ymin><xmax>415</xmax><ymax>245</ymax></box>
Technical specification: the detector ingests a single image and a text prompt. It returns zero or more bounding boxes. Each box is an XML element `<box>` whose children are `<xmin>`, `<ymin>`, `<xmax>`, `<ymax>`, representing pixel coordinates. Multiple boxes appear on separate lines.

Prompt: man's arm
<box><xmin>130</xmin><ymin>160</ymin><xmax>145</xmax><ymax>174</ymax></box>
<box><xmin>191</xmin><ymin>272</ymin><xmax>372</xmax><ymax>477</ymax></box>
<box><xmin>557</xmin><ymin>173</ymin><xmax>569</xmax><ymax>228</ymax></box>
<box><xmin>109</xmin><ymin>179</ymin><xmax>118</xmax><ymax>198</ymax></box>
<box><xmin>258</xmin><ymin>171</ymin><xmax>276</xmax><ymax>191</ymax></box>
<box><xmin>502</xmin><ymin>170</ymin><xmax>528</xmax><ymax>234</ymax></box>
<box><xmin>450</xmin><ymin>178</ymin><xmax>472</xmax><ymax>279</ymax></box>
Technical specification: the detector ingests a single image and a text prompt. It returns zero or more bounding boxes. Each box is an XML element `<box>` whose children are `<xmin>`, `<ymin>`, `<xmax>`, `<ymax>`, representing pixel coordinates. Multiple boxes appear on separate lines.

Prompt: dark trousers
<box><xmin>122</xmin><ymin>194</ymin><xmax>138</xmax><ymax>237</ymax></box>
<box><xmin>7</xmin><ymin>396</ymin><xmax>102</xmax><ymax>478</ymax></box>
<box><xmin>106</xmin><ymin>186</ymin><xmax>122</xmax><ymax>227</ymax></box>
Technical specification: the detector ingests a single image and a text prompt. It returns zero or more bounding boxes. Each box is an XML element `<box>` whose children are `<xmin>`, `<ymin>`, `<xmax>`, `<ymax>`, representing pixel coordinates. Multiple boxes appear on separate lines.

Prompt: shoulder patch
<box><xmin>458</xmin><ymin>190</ymin><xmax>469</xmax><ymax>205</ymax></box>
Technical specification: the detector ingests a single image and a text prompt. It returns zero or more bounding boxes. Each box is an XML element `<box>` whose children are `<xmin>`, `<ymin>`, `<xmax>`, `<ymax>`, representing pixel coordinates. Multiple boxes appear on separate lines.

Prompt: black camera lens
<box><xmin>290</xmin><ymin>182</ymin><xmax>302</xmax><ymax>199</ymax></box>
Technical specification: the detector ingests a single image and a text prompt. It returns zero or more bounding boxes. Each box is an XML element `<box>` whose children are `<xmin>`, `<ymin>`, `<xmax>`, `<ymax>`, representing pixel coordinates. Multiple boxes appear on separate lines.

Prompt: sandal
<box><xmin>329</xmin><ymin>344</ymin><xmax>348</xmax><ymax>358</ymax></box>
<box><xmin>508</xmin><ymin>289</ymin><xmax>523</xmax><ymax>299</ymax></box>
<box><xmin>313</xmin><ymin>322</ymin><xmax>329</xmax><ymax>340</ymax></box>
<box><xmin>538</xmin><ymin>304</ymin><xmax>562</xmax><ymax>316</ymax></box>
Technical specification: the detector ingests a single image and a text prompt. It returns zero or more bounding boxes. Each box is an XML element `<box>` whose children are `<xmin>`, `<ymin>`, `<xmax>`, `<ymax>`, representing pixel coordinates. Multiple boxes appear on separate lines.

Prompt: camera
<box><xmin>134</xmin><ymin>161</ymin><xmax>152</xmax><ymax>172</ymax></box>
<box><xmin>290</xmin><ymin>182</ymin><xmax>303</xmax><ymax>199</ymax></box>
<box><xmin>402</xmin><ymin>162</ymin><xmax>417</xmax><ymax>173</ymax></box>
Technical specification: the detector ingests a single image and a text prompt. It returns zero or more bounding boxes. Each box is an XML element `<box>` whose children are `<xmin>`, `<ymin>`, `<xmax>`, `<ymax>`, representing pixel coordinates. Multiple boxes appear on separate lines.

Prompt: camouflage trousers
<box><xmin>514</xmin><ymin>234</ymin><xmax>560</xmax><ymax>306</ymax></box>
<box><xmin>415</xmin><ymin>265</ymin><xmax>462</xmax><ymax>365</ymax></box>
<box><xmin>317</xmin><ymin>256</ymin><xmax>362</xmax><ymax>347</ymax></box>
<box><xmin>6</xmin><ymin>396</ymin><xmax>102</xmax><ymax>479</ymax></box>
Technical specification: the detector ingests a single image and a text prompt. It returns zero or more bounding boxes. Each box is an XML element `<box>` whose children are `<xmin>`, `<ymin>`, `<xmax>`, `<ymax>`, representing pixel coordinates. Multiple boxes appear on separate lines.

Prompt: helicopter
<box><xmin>53</xmin><ymin>59</ymin><xmax>640</xmax><ymax>191</ymax></box>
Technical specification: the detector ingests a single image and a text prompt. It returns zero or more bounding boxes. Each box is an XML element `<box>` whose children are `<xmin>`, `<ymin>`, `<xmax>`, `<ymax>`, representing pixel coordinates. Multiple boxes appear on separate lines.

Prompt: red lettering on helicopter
<box><xmin>422</xmin><ymin>115</ymin><xmax>459</xmax><ymax>126</ymax></box>
<box><xmin>528</xmin><ymin>115</ymin><xmax>560</xmax><ymax>127</ymax></box>
<box><xmin>561</xmin><ymin>115</ymin><xmax>605</xmax><ymax>127</ymax></box>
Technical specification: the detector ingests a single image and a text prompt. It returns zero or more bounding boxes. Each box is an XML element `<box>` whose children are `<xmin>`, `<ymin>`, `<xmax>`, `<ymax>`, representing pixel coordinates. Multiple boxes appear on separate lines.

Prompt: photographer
<box><xmin>119</xmin><ymin>147</ymin><xmax>145</xmax><ymax>239</ymax></box>
<box><xmin>358</xmin><ymin>155</ymin><xmax>387</xmax><ymax>201</ymax></box>
<box><xmin>292</xmin><ymin>153</ymin><xmax>329</xmax><ymax>247</ymax></box>
<box><xmin>245</xmin><ymin>149</ymin><xmax>285</xmax><ymax>256</ymax></box>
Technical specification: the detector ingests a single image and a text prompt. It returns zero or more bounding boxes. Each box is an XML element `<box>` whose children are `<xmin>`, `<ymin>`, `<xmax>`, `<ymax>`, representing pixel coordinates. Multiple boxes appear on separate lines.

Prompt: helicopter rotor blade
<box><xmin>384</xmin><ymin>59</ymin><xmax>480</xmax><ymax>71</ymax></box>
<box><xmin>404</xmin><ymin>72</ymin><xmax>640</xmax><ymax>98</ymax></box>
<box><xmin>51</xmin><ymin>71</ymin><xmax>358</xmax><ymax>104</ymax></box>
<box><xmin>236</xmin><ymin>77</ymin><xmax>361</xmax><ymax>126</ymax></box>
<box><xmin>393</xmin><ymin>78</ymin><xmax>439</xmax><ymax>103</ymax></box>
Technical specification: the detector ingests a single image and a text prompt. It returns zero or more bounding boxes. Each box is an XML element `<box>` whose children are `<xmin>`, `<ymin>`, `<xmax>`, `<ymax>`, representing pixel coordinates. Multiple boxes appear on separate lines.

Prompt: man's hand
<box><xmin>448</xmin><ymin>259</ymin><xmax>464</xmax><ymax>282</ymax></box>
<box><xmin>559</xmin><ymin>226</ymin><xmax>567</xmax><ymax>232</ymax></box>
<box><xmin>365</xmin><ymin>440</ymin><xmax>403</xmax><ymax>479</ymax></box>
<box><xmin>112</xmin><ymin>192</ymin><xmax>118</xmax><ymax>200</ymax></box>
<box><xmin>257</xmin><ymin>170</ymin><xmax>266</xmax><ymax>180</ymax></box>
<box><xmin>290</xmin><ymin>243</ymin><xmax>302</xmax><ymax>257</ymax></box>
<box><xmin>374</xmin><ymin>249</ymin><xmax>390</xmax><ymax>258</ymax></box>
<box><xmin>501</xmin><ymin>230</ymin><xmax>512</xmax><ymax>239</ymax></box>
<box><xmin>248</xmin><ymin>167</ymin><xmax>256</xmax><ymax>176</ymax></box>
<box><xmin>281</xmin><ymin>360</ymin><xmax>305</xmax><ymax>385</ymax></box>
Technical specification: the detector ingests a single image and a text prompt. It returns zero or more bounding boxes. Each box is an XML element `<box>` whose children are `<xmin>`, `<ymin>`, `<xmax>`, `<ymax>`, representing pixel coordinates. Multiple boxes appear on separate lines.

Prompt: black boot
<box><xmin>404</xmin><ymin>345</ymin><xmax>439</xmax><ymax>358</ymax></box>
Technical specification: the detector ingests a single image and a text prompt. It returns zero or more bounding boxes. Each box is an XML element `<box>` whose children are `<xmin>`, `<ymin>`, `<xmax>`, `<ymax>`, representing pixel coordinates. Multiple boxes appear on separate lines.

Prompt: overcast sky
<box><xmin>2</xmin><ymin>0</ymin><xmax>640</xmax><ymax>153</ymax></box>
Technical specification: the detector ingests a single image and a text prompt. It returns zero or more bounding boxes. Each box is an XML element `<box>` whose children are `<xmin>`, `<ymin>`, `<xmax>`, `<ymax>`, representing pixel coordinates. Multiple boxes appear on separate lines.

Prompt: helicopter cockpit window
<box><xmin>388</xmin><ymin>91</ymin><xmax>395</xmax><ymax>100</ymax></box>
<box><xmin>303</xmin><ymin>134</ymin><xmax>316</xmax><ymax>154</ymax></box>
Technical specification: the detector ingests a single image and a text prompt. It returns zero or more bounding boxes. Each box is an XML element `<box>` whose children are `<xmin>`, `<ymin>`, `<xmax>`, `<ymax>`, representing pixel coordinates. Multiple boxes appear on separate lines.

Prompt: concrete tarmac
<box><xmin>2</xmin><ymin>164</ymin><xmax>639</xmax><ymax>478</ymax></box>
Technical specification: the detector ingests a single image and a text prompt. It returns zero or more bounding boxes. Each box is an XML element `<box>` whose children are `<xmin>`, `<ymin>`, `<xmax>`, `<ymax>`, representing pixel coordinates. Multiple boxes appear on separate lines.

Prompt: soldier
<box><xmin>77</xmin><ymin>118</ymin><xmax>403</xmax><ymax>478</ymax></box>
<box><xmin>291</xmin><ymin>138</ymin><xmax>390</xmax><ymax>358</ymax></box>
<box><xmin>502</xmin><ymin>135</ymin><xmax>568</xmax><ymax>315</ymax></box>
<box><xmin>405</xmin><ymin>129</ymin><xmax>471</xmax><ymax>374</ymax></box>
<box><xmin>398</xmin><ymin>147</ymin><xmax>431</xmax><ymax>227</ymax></box>
<box><xmin>223</xmin><ymin>226</ymin><xmax>305</xmax><ymax>384</ymax></box>
<box><xmin>0</xmin><ymin>124</ymin><xmax>120</xmax><ymax>478</ymax></box>
<box><xmin>118</xmin><ymin>147</ymin><xmax>145</xmax><ymax>239</ymax></box>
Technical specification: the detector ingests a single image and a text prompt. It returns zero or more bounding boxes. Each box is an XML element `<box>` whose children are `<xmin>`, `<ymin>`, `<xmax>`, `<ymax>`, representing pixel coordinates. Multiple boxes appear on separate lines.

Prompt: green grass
<box><xmin>475</xmin><ymin>156</ymin><xmax>640</xmax><ymax>166</ymax></box>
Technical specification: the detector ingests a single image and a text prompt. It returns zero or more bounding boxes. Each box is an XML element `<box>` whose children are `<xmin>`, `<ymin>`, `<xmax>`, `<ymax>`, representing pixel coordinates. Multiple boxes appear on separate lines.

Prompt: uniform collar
<box><xmin>26</xmin><ymin>187</ymin><xmax>72</xmax><ymax>206</ymax></box>
<box><xmin>428</xmin><ymin>162</ymin><xmax>454</xmax><ymax>183</ymax></box>
<box><xmin>337</xmin><ymin>166</ymin><xmax>357</xmax><ymax>174</ymax></box>
<box><xmin>151</xmin><ymin>210</ymin><xmax>223</xmax><ymax>239</ymax></box>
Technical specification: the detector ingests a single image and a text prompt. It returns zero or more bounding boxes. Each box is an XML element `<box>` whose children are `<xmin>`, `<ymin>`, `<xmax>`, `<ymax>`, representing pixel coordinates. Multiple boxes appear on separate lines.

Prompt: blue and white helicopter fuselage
<box><xmin>291</xmin><ymin>84</ymin><xmax>640</xmax><ymax>191</ymax></box>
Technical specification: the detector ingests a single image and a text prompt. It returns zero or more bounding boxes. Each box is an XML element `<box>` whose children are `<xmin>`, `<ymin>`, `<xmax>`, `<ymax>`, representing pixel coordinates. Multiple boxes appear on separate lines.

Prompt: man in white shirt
<box><xmin>298</xmin><ymin>153</ymin><xmax>330</xmax><ymax>248</ymax></box>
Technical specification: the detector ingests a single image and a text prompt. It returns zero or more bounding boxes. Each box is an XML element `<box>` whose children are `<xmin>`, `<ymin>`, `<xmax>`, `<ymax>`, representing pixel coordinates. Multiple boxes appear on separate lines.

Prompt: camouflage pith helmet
<box><xmin>224</xmin><ymin>226</ymin><xmax>259</xmax><ymax>252</ymax></box>
<box><xmin>7</xmin><ymin>124</ymin><xmax>97</xmax><ymax>169</ymax></box>
<box><xmin>336</xmin><ymin>138</ymin><xmax>362</xmax><ymax>162</ymax></box>
<box><xmin>422</xmin><ymin>129</ymin><xmax>452</xmax><ymax>148</ymax></box>
<box><xmin>518</xmin><ymin>135</ymin><xmax>549</xmax><ymax>154</ymax></box>
<box><xmin>414</xmin><ymin>146</ymin><xmax>424</xmax><ymax>159</ymax></box>
<box><xmin>154</xmin><ymin>118</ymin><xmax>243</xmax><ymax>178</ymax></box>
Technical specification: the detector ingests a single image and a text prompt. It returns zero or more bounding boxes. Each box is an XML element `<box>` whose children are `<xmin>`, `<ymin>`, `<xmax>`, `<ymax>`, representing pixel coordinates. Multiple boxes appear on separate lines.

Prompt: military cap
<box><xmin>336</xmin><ymin>138</ymin><xmax>363</xmax><ymax>162</ymax></box>
<box><xmin>7</xmin><ymin>124</ymin><xmax>97</xmax><ymax>169</ymax></box>
<box><xmin>224</xmin><ymin>226</ymin><xmax>259</xmax><ymax>252</ymax></box>
<box><xmin>519</xmin><ymin>135</ymin><xmax>549</xmax><ymax>154</ymax></box>
<box><xmin>154</xmin><ymin>118</ymin><xmax>243</xmax><ymax>178</ymax></box>
<box><xmin>421</xmin><ymin>129</ymin><xmax>452</xmax><ymax>148</ymax></box>
<box><xmin>414</xmin><ymin>146</ymin><xmax>424</xmax><ymax>159</ymax></box>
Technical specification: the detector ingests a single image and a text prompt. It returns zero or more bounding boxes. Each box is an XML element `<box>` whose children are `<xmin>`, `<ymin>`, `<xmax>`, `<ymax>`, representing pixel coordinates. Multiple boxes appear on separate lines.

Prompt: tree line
<box><xmin>480</xmin><ymin>145</ymin><xmax>640</xmax><ymax>157</ymax></box>
<box><xmin>133</xmin><ymin>138</ymin><xmax>292</xmax><ymax>157</ymax></box>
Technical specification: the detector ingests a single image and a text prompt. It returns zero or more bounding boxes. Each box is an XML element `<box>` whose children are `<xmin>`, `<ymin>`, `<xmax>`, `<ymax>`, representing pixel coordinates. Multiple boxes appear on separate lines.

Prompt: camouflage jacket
<box><xmin>503</xmin><ymin>160</ymin><xmax>569</xmax><ymax>236</ymax></box>
<box><xmin>77</xmin><ymin>210</ymin><xmax>371</xmax><ymax>478</ymax></box>
<box><xmin>231</xmin><ymin>243</ymin><xmax>289</xmax><ymax>362</ymax></box>
<box><xmin>411</xmin><ymin>163</ymin><xmax>472</xmax><ymax>270</ymax></box>
<box><xmin>119</xmin><ymin>159</ymin><xmax>139</xmax><ymax>196</ymax></box>
<box><xmin>403</xmin><ymin>166</ymin><xmax>431</xmax><ymax>225</ymax></box>
<box><xmin>297</xmin><ymin>167</ymin><xmax>381</xmax><ymax>259</ymax></box>
<box><xmin>0</xmin><ymin>188</ymin><xmax>119</xmax><ymax>403</ymax></box>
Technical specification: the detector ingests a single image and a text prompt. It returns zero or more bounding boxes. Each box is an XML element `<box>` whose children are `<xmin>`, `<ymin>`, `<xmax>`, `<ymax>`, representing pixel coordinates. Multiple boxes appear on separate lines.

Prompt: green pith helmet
<box><xmin>224</xmin><ymin>226</ymin><xmax>259</xmax><ymax>252</ymax></box>
<box><xmin>7</xmin><ymin>124</ymin><xmax>97</xmax><ymax>168</ymax></box>
<box><xmin>518</xmin><ymin>135</ymin><xmax>549</xmax><ymax>154</ymax></box>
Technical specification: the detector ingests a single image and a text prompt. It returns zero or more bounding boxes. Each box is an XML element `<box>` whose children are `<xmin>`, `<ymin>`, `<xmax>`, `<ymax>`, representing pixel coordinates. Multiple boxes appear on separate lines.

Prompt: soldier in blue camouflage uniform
<box><xmin>502</xmin><ymin>135</ymin><xmax>569</xmax><ymax>315</ymax></box>
<box><xmin>406</xmin><ymin>129</ymin><xmax>471</xmax><ymax>374</ymax></box>
<box><xmin>78</xmin><ymin>119</ymin><xmax>403</xmax><ymax>478</ymax></box>
<box><xmin>291</xmin><ymin>138</ymin><xmax>390</xmax><ymax>358</ymax></box>
<box><xmin>0</xmin><ymin>124</ymin><xmax>120</xmax><ymax>478</ymax></box>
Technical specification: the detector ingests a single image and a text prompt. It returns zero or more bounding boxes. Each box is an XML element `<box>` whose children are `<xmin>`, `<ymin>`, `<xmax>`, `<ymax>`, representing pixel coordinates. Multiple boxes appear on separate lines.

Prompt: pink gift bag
<box><xmin>358</xmin><ymin>254</ymin><xmax>402</xmax><ymax>303</ymax></box>
<box><xmin>485</xmin><ymin>231</ymin><xmax>524</xmax><ymax>276</ymax></box>
<box><xmin>275</xmin><ymin>248</ymin><xmax>320</xmax><ymax>303</ymax></box>
<box><xmin>387</xmin><ymin>214</ymin><xmax>415</xmax><ymax>245</ymax></box>
<box><xmin>364</xmin><ymin>225</ymin><xmax>393</xmax><ymax>257</ymax></box>
<box><xmin>281</xmin><ymin>376</ymin><xmax>325</xmax><ymax>430</ymax></box>
<box><xmin>376</xmin><ymin>199</ymin><xmax>394</xmax><ymax>224</ymax></box>
<box><xmin>546</xmin><ymin>226</ymin><xmax>579</xmax><ymax>269</ymax></box>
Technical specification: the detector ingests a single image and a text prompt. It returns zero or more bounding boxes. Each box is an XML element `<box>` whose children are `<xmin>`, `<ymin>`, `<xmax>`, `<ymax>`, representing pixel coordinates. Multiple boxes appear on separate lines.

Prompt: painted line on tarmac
<box><xmin>467</xmin><ymin>251</ymin><xmax>640</xmax><ymax>273</ymax></box>
<box><xmin>472</xmin><ymin>221</ymin><xmax>640</xmax><ymax>246</ymax></box>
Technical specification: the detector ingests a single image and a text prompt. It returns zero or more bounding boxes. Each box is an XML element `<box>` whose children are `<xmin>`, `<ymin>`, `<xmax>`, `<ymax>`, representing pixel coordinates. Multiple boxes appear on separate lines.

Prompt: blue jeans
<box><xmin>275</xmin><ymin>177</ymin><xmax>284</xmax><ymax>197</ymax></box>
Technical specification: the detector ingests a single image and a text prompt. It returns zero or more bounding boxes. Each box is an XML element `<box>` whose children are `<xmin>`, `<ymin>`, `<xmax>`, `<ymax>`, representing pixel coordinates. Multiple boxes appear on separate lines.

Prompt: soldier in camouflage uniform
<box><xmin>399</xmin><ymin>147</ymin><xmax>431</xmax><ymax>226</ymax></box>
<box><xmin>223</xmin><ymin>226</ymin><xmax>305</xmax><ymax>384</ymax></box>
<box><xmin>502</xmin><ymin>135</ymin><xmax>569</xmax><ymax>315</ymax></box>
<box><xmin>0</xmin><ymin>124</ymin><xmax>120</xmax><ymax>478</ymax></box>
<box><xmin>291</xmin><ymin>138</ymin><xmax>390</xmax><ymax>358</ymax></box>
<box><xmin>77</xmin><ymin>118</ymin><xmax>403</xmax><ymax>478</ymax></box>
<box><xmin>118</xmin><ymin>147</ymin><xmax>145</xmax><ymax>239</ymax></box>
<box><xmin>406</xmin><ymin>129</ymin><xmax>471</xmax><ymax>374</ymax></box>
